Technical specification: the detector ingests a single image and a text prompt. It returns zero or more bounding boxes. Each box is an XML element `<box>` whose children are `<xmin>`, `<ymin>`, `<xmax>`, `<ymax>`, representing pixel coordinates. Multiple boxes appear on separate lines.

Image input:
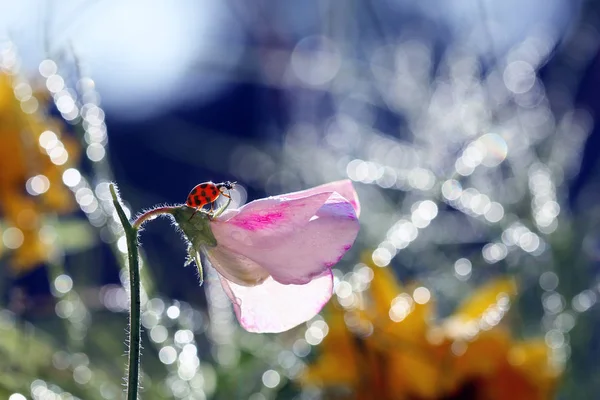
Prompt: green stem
<box><xmin>110</xmin><ymin>184</ymin><xmax>141</xmax><ymax>400</ymax></box>
<box><xmin>133</xmin><ymin>206</ymin><xmax>176</xmax><ymax>229</ymax></box>
<box><xmin>109</xmin><ymin>185</ymin><xmax>179</xmax><ymax>399</ymax></box>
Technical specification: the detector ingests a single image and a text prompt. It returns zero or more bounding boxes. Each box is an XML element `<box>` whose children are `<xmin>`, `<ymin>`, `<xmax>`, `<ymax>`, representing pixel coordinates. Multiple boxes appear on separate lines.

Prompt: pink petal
<box><xmin>203</xmin><ymin>245</ymin><xmax>270</xmax><ymax>286</ymax></box>
<box><xmin>218</xmin><ymin>269</ymin><xmax>333</xmax><ymax>333</ymax></box>
<box><xmin>210</xmin><ymin>191</ymin><xmax>359</xmax><ymax>285</ymax></box>
<box><xmin>279</xmin><ymin>179</ymin><xmax>361</xmax><ymax>217</ymax></box>
<box><xmin>220</xmin><ymin>191</ymin><xmax>333</xmax><ymax>233</ymax></box>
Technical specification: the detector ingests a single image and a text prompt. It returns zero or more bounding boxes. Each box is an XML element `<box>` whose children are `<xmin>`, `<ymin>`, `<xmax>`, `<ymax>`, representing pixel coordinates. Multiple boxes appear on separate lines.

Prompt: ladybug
<box><xmin>186</xmin><ymin>181</ymin><xmax>236</xmax><ymax>218</ymax></box>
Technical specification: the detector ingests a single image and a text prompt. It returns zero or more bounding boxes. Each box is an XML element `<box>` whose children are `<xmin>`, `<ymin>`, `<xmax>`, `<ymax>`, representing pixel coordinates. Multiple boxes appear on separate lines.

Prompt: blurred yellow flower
<box><xmin>0</xmin><ymin>71</ymin><xmax>79</xmax><ymax>273</ymax></box>
<box><xmin>301</xmin><ymin>253</ymin><xmax>562</xmax><ymax>400</ymax></box>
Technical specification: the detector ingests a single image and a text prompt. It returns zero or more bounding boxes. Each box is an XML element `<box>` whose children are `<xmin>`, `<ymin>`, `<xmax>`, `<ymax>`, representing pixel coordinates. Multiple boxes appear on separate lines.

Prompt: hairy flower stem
<box><xmin>133</xmin><ymin>206</ymin><xmax>177</xmax><ymax>229</ymax></box>
<box><xmin>109</xmin><ymin>185</ymin><xmax>179</xmax><ymax>399</ymax></box>
<box><xmin>109</xmin><ymin>184</ymin><xmax>141</xmax><ymax>400</ymax></box>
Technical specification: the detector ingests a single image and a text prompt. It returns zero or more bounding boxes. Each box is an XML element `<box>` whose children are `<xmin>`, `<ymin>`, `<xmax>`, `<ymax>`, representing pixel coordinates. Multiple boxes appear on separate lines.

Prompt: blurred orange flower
<box><xmin>0</xmin><ymin>71</ymin><xmax>79</xmax><ymax>273</ymax></box>
<box><xmin>300</xmin><ymin>254</ymin><xmax>562</xmax><ymax>400</ymax></box>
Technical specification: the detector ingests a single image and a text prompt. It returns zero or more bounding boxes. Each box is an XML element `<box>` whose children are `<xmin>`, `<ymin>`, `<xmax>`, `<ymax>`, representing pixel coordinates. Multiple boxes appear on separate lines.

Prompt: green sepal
<box><xmin>172</xmin><ymin>206</ymin><xmax>218</xmax><ymax>249</ymax></box>
<box><xmin>185</xmin><ymin>247</ymin><xmax>204</xmax><ymax>286</ymax></box>
<box><xmin>172</xmin><ymin>206</ymin><xmax>219</xmax><ymax>286</ymax></box>
<box><xmin>172</xmin><ymin>198</ymin><xmax>234</xmax><ymax>285</ymax></box>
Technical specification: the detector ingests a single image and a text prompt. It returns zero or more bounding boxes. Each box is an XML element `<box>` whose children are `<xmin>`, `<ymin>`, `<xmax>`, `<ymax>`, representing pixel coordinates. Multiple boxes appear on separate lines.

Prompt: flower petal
<box><xmin>210</xmin><ymin>192</ymin><xmax>359</xmax><ymax>285</ymax></box>
<box><xmin>280</xmin><ymin>179</ymin><xmax>361</xmax><ymax>217</ymax></box>
<box><xmin>204</xmin><ymin>245</ymin><xmax>270</xmax><ymax>286</ymax></box>
<box><xmin>218</xmin><ymin>191</ymin><xmax>333</xmax><ymax>233</ymax></box>
<box><xmin>218</xmin><ymin>269</ymin><xmax>333</xmax><ymax>333</ymax></box>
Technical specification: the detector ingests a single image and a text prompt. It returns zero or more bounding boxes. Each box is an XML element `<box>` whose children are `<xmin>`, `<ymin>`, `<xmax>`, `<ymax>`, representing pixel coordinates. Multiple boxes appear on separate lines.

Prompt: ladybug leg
<box><xmin>188</xmin><ymin>207</ymin><xmax>200</xmax><ymax>221</ymax></box>
<box><xmin>210</xmin><ymin>193</ymin><xmax>231</xmax><ymax>219</ymax></box>
<box><xmin>212</xmin><ymin>196</ymin><xmax>233</xmax><ymax>219</ymax></box>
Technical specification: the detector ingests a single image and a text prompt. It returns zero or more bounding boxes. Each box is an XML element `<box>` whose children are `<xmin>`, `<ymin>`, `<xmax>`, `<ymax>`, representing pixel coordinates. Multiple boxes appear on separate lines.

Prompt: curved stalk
<box><xmin>133</xmin><ymin>206</ymin><xmax>177</xmax><ymax>229</ymax></box>
<box><xmin>109</xmin><ymin>184</ymin><xmax>179</xmax><ymax>399</ymax></box>
<box><xmin>110</xmin><ymin>184</ymin><xmax>141</xmax><ymax>400</ymax></box>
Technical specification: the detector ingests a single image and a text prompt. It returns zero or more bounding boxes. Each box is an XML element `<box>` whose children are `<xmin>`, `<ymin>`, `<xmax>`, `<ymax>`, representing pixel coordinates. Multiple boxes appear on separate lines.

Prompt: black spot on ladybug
<box><xmin>205</xmin><ymin>196</ymin><xmax>212</xmax><ymax>203</ymax></box>
<box><xmin>200</xmin><ymin>190</ymin><xmax>206</xmax><ymax>196</ymax></box>
<box><xmin>200</xmin><ymin>184</ymin><xmax>208</xmax><ymax>189</ymax></box>
<box><xmin>193</xmin><ymin>195</ymin><xmax>201</xmax><ymax>205</ymax></box>
<box><xmin>212</xmin><ymin>190</ymin><xmax>217</xmax><ymax>196</ymax></box>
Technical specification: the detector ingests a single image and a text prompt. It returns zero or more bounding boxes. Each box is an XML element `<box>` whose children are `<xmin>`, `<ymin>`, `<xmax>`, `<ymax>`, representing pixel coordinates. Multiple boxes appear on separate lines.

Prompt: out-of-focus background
<box><xmin>0</xmin><ymin>0</ymin><xmax>599</xmax><ymax>399</ymax></box>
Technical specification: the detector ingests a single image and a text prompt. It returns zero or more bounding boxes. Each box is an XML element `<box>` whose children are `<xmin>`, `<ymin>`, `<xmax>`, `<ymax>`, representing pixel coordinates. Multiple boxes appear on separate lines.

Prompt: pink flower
<box><xmin>203</xmin><ymin>180</ymin><xmax>360</xmax><ymax>333</ymax></box>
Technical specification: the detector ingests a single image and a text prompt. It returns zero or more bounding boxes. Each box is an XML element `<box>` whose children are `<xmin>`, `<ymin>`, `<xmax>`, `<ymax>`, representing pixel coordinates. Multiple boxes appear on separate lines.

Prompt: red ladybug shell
<box><xmin>186</xmin><ymin>182</ymin><xmax>220</xmax><ymax>208</ymax></box>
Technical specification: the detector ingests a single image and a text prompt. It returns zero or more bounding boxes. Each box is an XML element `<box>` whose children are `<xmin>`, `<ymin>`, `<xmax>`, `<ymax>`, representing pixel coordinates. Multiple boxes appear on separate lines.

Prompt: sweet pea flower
<box><xmin>173</xmin><ymin>180</ymin><xmax>360</xmax><ymax>333</ymax></box>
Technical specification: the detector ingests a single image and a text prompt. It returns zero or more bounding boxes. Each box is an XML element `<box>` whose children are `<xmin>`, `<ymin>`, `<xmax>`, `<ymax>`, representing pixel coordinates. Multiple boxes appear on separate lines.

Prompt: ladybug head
<box><xmin>217</xmin><ymin>181</ymin><xmax>236</xmax><ymax>192</ymax></box>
